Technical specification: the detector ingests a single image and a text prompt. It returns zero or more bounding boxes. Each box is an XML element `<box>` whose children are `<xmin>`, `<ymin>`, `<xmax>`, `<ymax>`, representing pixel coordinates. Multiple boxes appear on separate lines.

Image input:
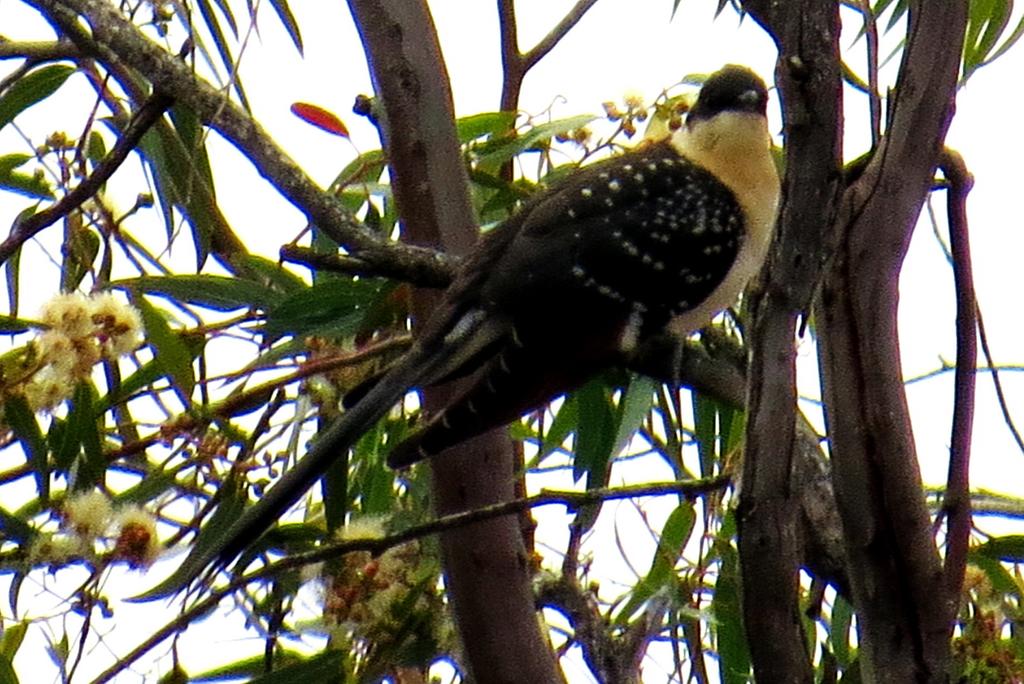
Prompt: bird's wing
<box><xmin>387</xmin><ymin>141</ymin><xmax>748</xmax><ymax>465</ymax></box>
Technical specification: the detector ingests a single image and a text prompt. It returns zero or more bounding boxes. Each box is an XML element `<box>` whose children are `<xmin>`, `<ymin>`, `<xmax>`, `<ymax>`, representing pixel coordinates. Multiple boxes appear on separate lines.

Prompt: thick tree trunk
<box><xmin>816</xmin><ymin>4</ymin><xmax>968</xmax><ymax>680</ymax></box>
<box><xmin>736</xmin><ymin>1</ymin><xmax>843</xmax><ymax>681</ymax></box>
<box><xmin>345</xmin><ymin>2</ymin><xmax>562</xmax><ymax>681</ymax></box>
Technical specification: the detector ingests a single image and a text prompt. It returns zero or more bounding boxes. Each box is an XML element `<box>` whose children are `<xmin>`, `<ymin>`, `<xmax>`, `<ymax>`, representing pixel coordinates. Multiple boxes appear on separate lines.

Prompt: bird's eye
<box><xmin>738</xmin><ymin>89</ymin><xmax>762</xmax><ymax>106</ymax></box>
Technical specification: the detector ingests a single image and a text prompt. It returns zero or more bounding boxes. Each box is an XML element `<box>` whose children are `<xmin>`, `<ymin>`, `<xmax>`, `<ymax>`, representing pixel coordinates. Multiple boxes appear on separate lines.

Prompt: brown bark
<box><xmin>814</xmin><ymin>2</ymin><xmax>969</xmax><ymax>681</ymax></box>
<box><xmin>734</xmin><ymin>1</ymin><xmax>845</xmax><ymax>681</ymax></box>
<box><xmin>344</xmin><ymin>2</ymin><xmax>562</xmax><ymax>682</ymax></box>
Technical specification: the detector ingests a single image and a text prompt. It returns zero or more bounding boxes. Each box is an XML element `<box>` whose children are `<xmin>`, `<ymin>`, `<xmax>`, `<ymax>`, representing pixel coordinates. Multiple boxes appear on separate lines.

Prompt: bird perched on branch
<box><xmin>149</xmin><ymin>64</ymin><xmax>780</xmax><ymax>595</ymax></box>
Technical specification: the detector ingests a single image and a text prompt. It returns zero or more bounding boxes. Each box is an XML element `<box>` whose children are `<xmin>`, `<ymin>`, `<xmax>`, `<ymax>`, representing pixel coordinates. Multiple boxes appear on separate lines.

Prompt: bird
<box><xmin>149</xmin><ymin>64</ymin><xmax>780</xmax><ymax>595</ymax></box>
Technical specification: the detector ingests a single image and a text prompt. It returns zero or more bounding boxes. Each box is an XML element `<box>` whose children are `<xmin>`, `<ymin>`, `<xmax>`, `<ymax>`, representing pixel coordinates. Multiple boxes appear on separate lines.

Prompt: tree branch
<box><xmin>0</xmin><ymin>38</ymin><xmax>80</xmax><ymax>60</ymax></box>
<box><xmin>536</xmin><ymin>573</ymin><xmax>656</xmax><ymax>681</ymax></box>
<box><xmin>521</xmin><ymin>0</ymin><xmax>601</xmax><ymax>71</ymax></box>
<box><xmin>343</xmin><ymin>1</ymin><xmax>561</xmax><ymax>681</ymax></box>
<box><xmin>734</xmin><ymin>2</ymin><xmax>845</xmax><ymax>681</ymax></box>
<box><xmin>816</xmin><ymin>1</ymin><xmax>970</xmax><ymax>680</ymax></box>
<box><xmin>26</xmin><ymin>0</ymin><xmax>445</xmax><ymax>283</ymax></box>
<box><xmin>498</xmin><ymin>0</ymin><xmax>601</xmax><ymax>113</ymax></box>
<box><xmin>92</xmin><ymin>478</ymin><xmax>729</xmax><ymax>684</ymax></box>
<box><xmin>977</xmin><ymin>309</ymin><xmax>1024</xmax><ymax>455</ymax></box>
<box><xmin>279</xmin><ymin>243</ymin><xmax>454</xmax><ymax>288</ymax></box>
<box><xmin>0</xmin><ymin>90</ymin><xmax>173</xmax><ymax>265</ymax></box>
<box><xmin>937</xmin><ymin>148</ymin><xmax>975</xmax><ymax>621</ymax></box>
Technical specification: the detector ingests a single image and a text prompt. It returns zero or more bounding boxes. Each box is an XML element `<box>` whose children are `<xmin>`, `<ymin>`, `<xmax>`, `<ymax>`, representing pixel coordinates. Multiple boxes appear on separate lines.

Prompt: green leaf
<box><xmin>332</xmin><ymin>149</ymin><xmax>387</xmax><ymax>191</ymax></box>
<box><xmin>352</xmin><ymin>420</ymin><xmax>397</xmax><ymax>515</ymax></box>
<box><xmin>195</xmin><ymin>0</ymin><xmax>250</xmax><ymax>110</ymax></box>
<box><xmin>66</xmin><ymin>382</ymin><xmax>104</xmax><ymax>490</ymax></box>
<box><xmin>198</xmin><ymin>650</ymin><xmax>344</xmax><ymax>684</ymax></box>
<box><xmin>456</xmin><ymin>111</ymin><xmax>517</xmax><ymax>143</ymax></box>
<box><xmin>322</xmin><ymin>443</ymin><xmax>348</xmax><ymax>533</ymax></box>
<box><xmin>968</xmin><ymin>552</ymin><xmax>1021</xmax><ymax>600</ymax></box>
<box><xmin>610</xmin><ymin>375</ymin><xmax>657</xmax><ymax>458</ymax></box>
<box><xmin>0</xmin><ymin>64</ymin><xmax>75</xmax><ymax>131</ymax></box>
<box><xmin>572</xmin><ymin>377</ymin><xmax>617</xmax><ymax>484</ymax></box>
<box><xmin>206</xmin><ymin>0</ymin><xmax>239</xmax><ymax>34</ymax></box>
<box><xmin>131</xmin><ymin>477</ymin><xmax>248</xmax><ymax>601</ymax></box>
<box><xmin>46</xmin><ymin>632</ymin><xmax>69</xmax><ymax>672</ymax></box>
<box><xmin>188</xmin><ymin>651</ymin><xmax>307</xmax><ymax>682</ymax></box>
<box><xmin>0</xmin><ymin>154</ymin><xmax>52</xmax><ymax>200</ymax></box>
<box><xmin>535</xmin><ymin>394</ymin><xmax>578</xmax><ymax>462</ymax></box>
<box><xmin>613</xmin><ymin>502</ymin><xmax>695</xmax><ymax>624</ymax></box>
<box><xmin>168</xmin><ymin>105</ymin><xmax>216</xmax><ymax>197</ymax></box>
<box><xmin>138</xmin><ymin>108</ymin><xmax>228</xmax><ymax>267</ymax></box>
<box><xmin>962</xmin><ymin>0</ymin><xmax>1011</xmax><ymax>80</ymax></box>
<box><xmin>169</xmin><ymin>105</ymin><xmax>220</xmax><ymax>265</ymax></box>
<box><xmin>92</xmin><ymin>332</ymin><xmax>205</xmax><ymax>412</ymax></box>
<box><xmin>268</xmin><ymin>0</ymin><xmax>304</xmax><ymax>53</ymax></box>
<box><xmin>4</xmin><ymin>209</ymin><xmax>29</xmax><ymax>316</ymax></box>
<box><xmin>113</xmin><ymin>469</ymin><xmax>179</xmax><ymax>506</ymax></box>
<box><xmin>693</xmin><ymin>392</ymin><xmax>718</xmax><ymax>477</ymax></box>
<box><xmin>975</xmin><ymin>534</ymin><xmax>1024</xmax><ymax>561</ymax></box>
<box><xmin>5</xmin><ymin>395</ymin><xmax>48</xmax><ymax>502</ymax></box>
<box><xmin>0</xmin><ymin>622</ymin><xmax>27</xmax><ymax>663</ymax></box>
<box><xmin>117</xmin><ymin>274</ymin><xmax>278</xmax><ymax>311</ymax></box>
<box><xmin>883</xmin><ymin>0</ymin><xmax>910</xmax><ymax>33</ymax></box>
<box><xmin>239</xmin><ymin>255</ymin><xmax>307</xmax><ymax>295</ymax></box>
<box><xmin>0</xmin><ymin>507</ymin><xmax>37</xmax><ymax>546</ymax></box>
<box><xmin>831</xmin><ymin>594</ymin><xmax>854</xmax><ymax>667</ymax></box>
<box><xmin>93</xmin><ymin>358</ymin><xmax>164</xmax><ymax>412</ymax></box>
<box><xmin>692</xmin><ymin>393</ymin><xmax>740</xmax><ymax>477</ymax></box>
<box><xmin>981</xmin><ymin>12</ymin><xmax>1024</xmax><ymax>68</ymax></box>
<box><xmin>0</xmin><ymin>651</ymin><xmax>17</xmax><ymax>684</ymax></box>
<box><xmin>0</xmin><ymin>316</ymin><xmax>33</xmax><ymax>333</ymax></box>
<box><xmin>85</xmin><ymin>131</ymin><xmax>107</xmax><ymax>163</ymax></box>
<box><xmin>263</xmin><ymin>278</ymin><xmax>388</xmax><ymax>338</ymax></box>
<box><xmin>60</xmin><ymin>220</ymin><xmax>100</xmax><ymax>292</ymax></box>
<box><xmin>712</xmin><ymin>531</ymin><xmax>752</xmax><ymax>684</ymax></box>
<box><xmin>475</xmin><ymin>114</ymin><xmax>597</xmax><ymax>169</ymax></box>
<box><xmin>135</xmin><ymin>297</ymin><xmax>196</xmax><ymax>401</ymax></box>
<box><xmin>137</xmin><ymin>127</ymin><xmax>177</xmax><ymax>242</ymax></box>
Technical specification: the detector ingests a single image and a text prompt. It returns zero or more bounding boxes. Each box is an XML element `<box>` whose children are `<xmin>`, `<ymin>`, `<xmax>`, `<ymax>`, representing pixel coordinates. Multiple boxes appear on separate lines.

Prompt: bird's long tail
<box><xmin>136</xmin><ymin>343</ymin><xmax>437</xmax><ymax>599</ymax></box>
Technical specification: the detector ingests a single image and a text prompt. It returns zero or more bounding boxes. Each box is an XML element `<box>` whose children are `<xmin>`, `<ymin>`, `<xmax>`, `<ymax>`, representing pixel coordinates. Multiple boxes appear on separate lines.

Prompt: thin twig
<box><xmin>937</xmin><ymin>148</ymin><xmax>975</xmax><ymax>612</ymax></box>
<box><xmin>0</xmin><ymin>39</ymin><xmax>80</xmax><ymax>60</ymax></box>
<box><xmin>497</xmin><ymin>0</ymin><xmax>520</xmax><ymax>82</ymax></box>
<box><xmin>927</xmin><ymin>184</ymin><xmax>1024</xmax><ymax>458</ymax></box>
<box><xmin>904</xmin><ymin>363</ymin><xmax>1024</xmax><ymax>386</ymax></box>
<box><xmin>0</xmin><ymin>91</ymin><xmax>174</xmax><ymax>265</ymax></box>
<box><xmin>92</xmin><ymin>476</ymin><xmax>729</xmax><ymax>683</ymax></box>
<box><xmin>522</xmin><ymin>0</ymin><xmax>601</xmax><ymax>70</ymax></box>
<box><xmin>26</xmin><ymin>0</ymin><xmax>445</xmax><ymax>284</ymax></box>
<box><xmin>978</xmin><ymin>309</ymin><xmax>1024</xmax><ymax>454</ymax></box>
<box><xmin>0</xmin><ymin>336</ymin><xmax>415</xmax><ymax>487</ymax></box>
<box><xmin>858</xmin><ymin>0</ymin><xmax>882</xmax><ymax>145</ymax></box>
<box><xmin>279</xmin><ymin>243</ymin><xmax>454</xmax><ymax>288</ymax></box>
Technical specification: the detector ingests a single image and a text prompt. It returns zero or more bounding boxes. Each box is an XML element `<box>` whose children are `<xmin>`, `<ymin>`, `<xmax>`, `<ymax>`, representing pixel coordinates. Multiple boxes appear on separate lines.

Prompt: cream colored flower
<box><xmin>337</xmin><ymin>515</ymin><xmax>388</xmax><ymax>541</ymax></box>
<box><xmin>112</xmin><ymin>505</ymin><xmax>160</xmax><ymax>568</ymax></box>
<box><xmin>24</xmin><ymin>366</ymin><xmax>74</xmax><ymax>411</ymax></box>
<box><xmin>28</xmin><ymin>533</ymin><xmax>86</xmax><ymax>566</ymax></box>
<box><xmin>89</xmin><ymin>292</ymin><xmax>143</xmax><ymax>357</ymax></box>
<box><xmin>623</xmin><ymin>90</ymin><xmax>645</xmax><ymax>111</ymax></box>
<box><xmin>34</xmin><ymin>329</ymin><xmax>78</xmax><ymax>375</ymax></box>
<box><xmin>64</xmin><ymin>490</ymin><xmax>113</xmax><ymax>540</ymax></box>
<box><xmin>40</xmin><ymin>292</ymin><xmax>94</xmax><ymax>339</ymax></box>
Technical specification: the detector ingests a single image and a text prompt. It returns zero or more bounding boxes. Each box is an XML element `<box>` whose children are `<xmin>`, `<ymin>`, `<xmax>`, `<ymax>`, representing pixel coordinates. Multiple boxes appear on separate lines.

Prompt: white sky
<box><xmin>1</xmin><ymin>1</ymin><xmax>1023</xmax><ymax>681</ymax></box>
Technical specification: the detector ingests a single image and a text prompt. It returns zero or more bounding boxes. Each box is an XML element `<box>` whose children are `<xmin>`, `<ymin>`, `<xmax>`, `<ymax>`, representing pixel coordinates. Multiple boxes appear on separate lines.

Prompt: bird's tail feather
<box><xmin>135</xmin><ymin>344</ymin><xmax>437</xmax><ymax>599</ymax></box>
